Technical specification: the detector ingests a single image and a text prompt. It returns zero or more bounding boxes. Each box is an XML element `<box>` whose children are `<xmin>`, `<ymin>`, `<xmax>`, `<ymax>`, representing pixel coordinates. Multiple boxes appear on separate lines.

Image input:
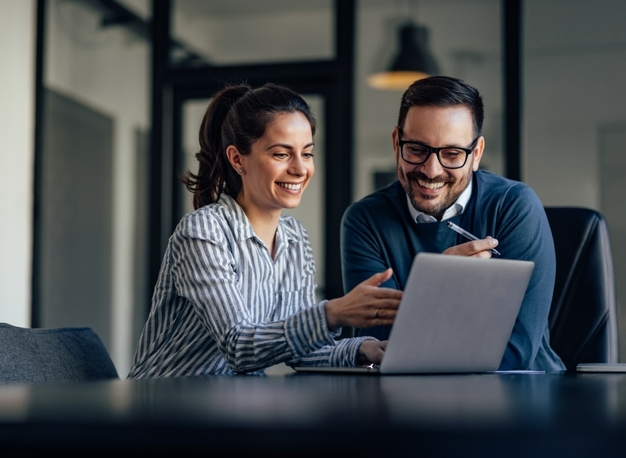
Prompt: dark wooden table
<box><xmin>1</xmin><ymin>371</ymin><xmax>625</xmax><ymax>455</ymax></box>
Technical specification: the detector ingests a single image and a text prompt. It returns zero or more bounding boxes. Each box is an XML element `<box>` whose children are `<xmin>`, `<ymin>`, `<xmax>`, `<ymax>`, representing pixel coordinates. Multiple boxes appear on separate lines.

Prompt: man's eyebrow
<box><xmin>403</xmin><ymin>138</ymin><xmax>470</xmax><ymax>148</ymax></box>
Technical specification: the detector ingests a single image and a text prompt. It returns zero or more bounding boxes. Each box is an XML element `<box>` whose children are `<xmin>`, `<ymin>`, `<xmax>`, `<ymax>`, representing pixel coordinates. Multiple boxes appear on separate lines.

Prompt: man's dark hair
<box><xmin>397</xmin><ymin>76</ymin><xmax>484</xmax><ymax>137</ymax></box>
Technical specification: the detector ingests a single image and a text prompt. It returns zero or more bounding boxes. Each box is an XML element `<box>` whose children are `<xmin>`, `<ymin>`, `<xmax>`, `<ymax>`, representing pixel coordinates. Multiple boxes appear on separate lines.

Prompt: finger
<box><xmin>481</xmin><ymin>237</ymin><xmax>499</xmax><ymax>250</ymax></box>
<box><xmin>485</xmin><ymin>235</ymin><xmax>498</xmax><ymax>245</ymax></box>
<box><xmin>472</xmin><ymin>250</ymin><xmax>493</xmax><ymax>259</ymax></box>
<box><xmin>368</xmin><ymin>285</ymin><xmax>403</xmax><ymax>297</ymax></box>
<box><xmin>366</xmin><ymin>305</ymin><xmax>399</xmax><ymax>318</ymax></box>
<box><xmin>371</xmin><ymin>291</ymin><xmax>403</xmax><ymax>303</ymax></box>
<box><xmin>464</xmin><ymin>240</ymin><xmax>493</xmax><ymax>254</ymax></box>
<box><xmin>376</xmin><ymin>300</ymin><xmax>401</xmax><ymax>310</ymax></box>
<box><xmin>446</xmin><ymin>238</ymin><xmax>498</xmax><ymax>256</ymax></box>
<box><xmin>369</xmin><ymin>293</ymin><xmax>403</xmax><ymax>304</ymax></box>
<box><xmin>371</xmin><ymin>308</ymin><xmax>397</xmax><ymax>321</ymax></box>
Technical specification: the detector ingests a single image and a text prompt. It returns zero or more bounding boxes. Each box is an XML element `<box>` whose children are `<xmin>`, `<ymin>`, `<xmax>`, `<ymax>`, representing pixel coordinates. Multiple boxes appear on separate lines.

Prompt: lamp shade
<box><xmin>368</xmin><ymin>21</ymin><xmax>439</xmax><ymax>90</ymax></box>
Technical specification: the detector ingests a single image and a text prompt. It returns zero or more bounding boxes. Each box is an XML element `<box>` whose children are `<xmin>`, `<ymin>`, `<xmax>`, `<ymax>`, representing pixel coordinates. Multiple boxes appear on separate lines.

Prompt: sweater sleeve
<box><xmin>341</xmin><ymin>199</ymin><xmax>401</xmax><ymax>342</ymax></box>
<box><xmin>494</xmin><ymin>183</ymin><xmax>558</xmax><ymax>370</ymax></box>
<box><xmin>341</xmin><ymin>202</ymin><xmax>399</xmax><ymax>293</ymax></box>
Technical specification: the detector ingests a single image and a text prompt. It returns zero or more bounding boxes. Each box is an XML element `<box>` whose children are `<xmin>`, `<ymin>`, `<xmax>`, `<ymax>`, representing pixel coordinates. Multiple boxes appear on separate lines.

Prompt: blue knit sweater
<box><xmin>341</xmin><ymin>170</ymin><xmax>565</xmax><ymax>372</ymax></box>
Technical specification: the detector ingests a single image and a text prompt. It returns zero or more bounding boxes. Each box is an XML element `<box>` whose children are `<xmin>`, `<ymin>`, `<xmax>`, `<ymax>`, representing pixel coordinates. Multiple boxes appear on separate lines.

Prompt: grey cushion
<box><xmin>0</xmin><ymin>323</ymin><xmax>119</xmax><ymax>384</ymax></box>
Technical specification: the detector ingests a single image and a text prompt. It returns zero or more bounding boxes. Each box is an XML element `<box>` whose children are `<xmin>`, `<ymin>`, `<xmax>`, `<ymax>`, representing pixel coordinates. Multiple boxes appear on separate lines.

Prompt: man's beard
<box><xmin>402</xmin><ymin>169</ymin><xmax>458</xmax><ymax>218</ymax></box>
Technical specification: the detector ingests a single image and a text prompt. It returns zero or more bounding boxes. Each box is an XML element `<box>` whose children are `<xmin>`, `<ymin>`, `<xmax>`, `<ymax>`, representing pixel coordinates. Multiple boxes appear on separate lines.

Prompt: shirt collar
<box><xmin>218</xmin><ymin>193</ymin><xmax>300</xmax><ymax>245</ymax></box>
<box><xmin>408</xmin><ymin>178</ymin><xmax>473</xmax><ymax>224</ymax></box>
<box><xmin>218</xmin><ymin>194</ymin><xmax>256</xmax><ymax>242</ymax></box>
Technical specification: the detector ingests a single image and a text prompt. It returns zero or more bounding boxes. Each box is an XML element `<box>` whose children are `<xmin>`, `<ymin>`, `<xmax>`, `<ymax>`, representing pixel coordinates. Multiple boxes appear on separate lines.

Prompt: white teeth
<box><xmin>418</xmin><ymin>179</ymin><xmax>444</xmax><ymax>190</ymax></box>
<box><xmin>278</xmin><ymin>182</ymin><xmax>302</xmax><ymax>190</ymax></box>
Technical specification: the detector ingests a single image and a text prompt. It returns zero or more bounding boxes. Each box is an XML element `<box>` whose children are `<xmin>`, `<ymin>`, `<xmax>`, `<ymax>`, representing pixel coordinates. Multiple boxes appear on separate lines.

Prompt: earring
<box><xmin>237</xmin><ymin>169</ymin><xmax>243</xmax><ymax>174</ymax></box>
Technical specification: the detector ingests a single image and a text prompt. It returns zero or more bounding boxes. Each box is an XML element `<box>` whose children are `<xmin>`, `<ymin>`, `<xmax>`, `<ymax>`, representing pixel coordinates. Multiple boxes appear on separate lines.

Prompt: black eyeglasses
<box><xmin>397</xmin><ymin>127</ymin><xmax>479</xmax><ymax>169</ymax></box>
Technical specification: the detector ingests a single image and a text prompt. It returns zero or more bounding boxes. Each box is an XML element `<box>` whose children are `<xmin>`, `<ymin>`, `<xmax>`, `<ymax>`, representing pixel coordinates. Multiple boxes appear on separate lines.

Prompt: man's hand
<box><xmin>443</xmin><ymin>236</ymin><xmax>499</xmax><ymax>258</ymax></box>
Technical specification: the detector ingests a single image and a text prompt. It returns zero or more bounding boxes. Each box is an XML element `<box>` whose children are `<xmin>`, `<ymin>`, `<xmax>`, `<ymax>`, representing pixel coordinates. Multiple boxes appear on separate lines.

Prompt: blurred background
<box><xmin>2</xmin><ymin>0</ymin><xmax>626</xmax><ymax>377</ymax></box>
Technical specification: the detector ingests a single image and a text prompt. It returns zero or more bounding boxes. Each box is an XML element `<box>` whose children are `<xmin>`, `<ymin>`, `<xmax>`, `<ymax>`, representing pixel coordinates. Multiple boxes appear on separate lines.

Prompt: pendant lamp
<box><xmin>368</xmin><ymin>21</ymin><xmax>439</xmax><ymax>91</ymax></box>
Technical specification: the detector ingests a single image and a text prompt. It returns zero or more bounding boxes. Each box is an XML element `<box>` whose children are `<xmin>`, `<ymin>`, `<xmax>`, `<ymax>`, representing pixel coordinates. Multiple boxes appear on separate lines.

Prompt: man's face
<box><xmin>392</xmin><ymin>105</ymin><xmax>484</xmax><ymax>220</ymax></box>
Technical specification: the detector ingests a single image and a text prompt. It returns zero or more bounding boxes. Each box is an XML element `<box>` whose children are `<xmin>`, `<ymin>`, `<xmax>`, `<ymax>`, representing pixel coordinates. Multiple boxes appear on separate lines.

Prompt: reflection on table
<box><xmin>0</xmin><ymin>372</ymin><xmax>625</xmax><ymax>455</ymax></box>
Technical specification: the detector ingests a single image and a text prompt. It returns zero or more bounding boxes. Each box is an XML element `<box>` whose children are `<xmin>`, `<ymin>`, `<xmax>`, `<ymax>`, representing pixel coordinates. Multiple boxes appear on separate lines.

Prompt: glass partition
<box><xmin>523</xmin><ymin>0</ymin><xmax>626</xmax><ymax>361</ymax></box>
<box><xmin>171</xmin><ymin>0</ymin><xmax>334</xmax><ymax>67</ymax></box>
<box><xmin>354</xmin><ymin>0</ymin><xmax>503</xmax><ymax>200</ymax></box>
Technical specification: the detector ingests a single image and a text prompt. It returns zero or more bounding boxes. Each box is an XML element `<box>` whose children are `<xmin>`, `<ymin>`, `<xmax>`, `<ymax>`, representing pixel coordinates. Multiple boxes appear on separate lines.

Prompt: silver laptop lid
<box><xmin>379</xmin><ymin>253</ymin><xmax>534</xmax><ymax>374</ymax></box>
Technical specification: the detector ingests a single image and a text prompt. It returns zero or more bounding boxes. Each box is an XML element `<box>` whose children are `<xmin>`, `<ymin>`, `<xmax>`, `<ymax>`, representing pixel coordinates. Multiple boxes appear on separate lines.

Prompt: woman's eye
<box><xmin>303</xmin><ymin>152</ymin><xmax>314</xmax><ymax>159</ymax></box>
<box><xmin>273</xmin><ymin>153</ymin><xmax>288</xmax><ymax>159</ymax></box>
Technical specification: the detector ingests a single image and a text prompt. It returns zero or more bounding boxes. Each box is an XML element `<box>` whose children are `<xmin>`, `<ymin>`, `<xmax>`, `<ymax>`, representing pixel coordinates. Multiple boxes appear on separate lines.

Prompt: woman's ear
<box><xmin>226</xmin><ymin>145</ymin><xmax>244</xmax><ymax>173</ymax></box>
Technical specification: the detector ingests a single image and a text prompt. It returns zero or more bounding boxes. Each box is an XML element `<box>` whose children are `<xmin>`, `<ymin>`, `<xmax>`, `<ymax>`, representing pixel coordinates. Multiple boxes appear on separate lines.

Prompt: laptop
<box><xmin>294</xmin><ymin>252</ymin><xmax>535</xmax><ymax>375</ymax></box>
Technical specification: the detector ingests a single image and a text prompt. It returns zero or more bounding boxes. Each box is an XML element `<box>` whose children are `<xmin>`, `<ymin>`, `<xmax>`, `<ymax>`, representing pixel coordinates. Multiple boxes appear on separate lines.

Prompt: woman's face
<box><xmin>231</xmin><ymin>111</ymin><xmax>315</xmax><ymax>216</ymax></box>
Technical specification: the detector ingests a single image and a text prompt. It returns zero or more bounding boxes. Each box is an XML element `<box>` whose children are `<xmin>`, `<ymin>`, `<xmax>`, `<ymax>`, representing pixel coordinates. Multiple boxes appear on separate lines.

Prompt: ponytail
<box><xmin>183</xmin><ymin>84</ymin><xmax>251</xmax><ymax>209</ymax></box>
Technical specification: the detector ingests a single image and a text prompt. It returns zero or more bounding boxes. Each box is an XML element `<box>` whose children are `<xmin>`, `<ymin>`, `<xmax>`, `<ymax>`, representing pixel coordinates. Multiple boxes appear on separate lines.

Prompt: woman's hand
<box><xmin>356</xmin><ymin>340</ymin><xmax>387</xmax><ymax>366</ymax></box>
<box><xmin>325</xmin><ymin>268</ymin><xmax>402</xmax><ymax>332</ymax></box>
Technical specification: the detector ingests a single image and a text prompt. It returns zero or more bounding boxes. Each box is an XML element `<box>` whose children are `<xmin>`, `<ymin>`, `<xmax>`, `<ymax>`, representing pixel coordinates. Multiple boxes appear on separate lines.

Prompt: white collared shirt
<box><xmin>407</xmin><ymin>179</ymin><xmax>473</xmax><ymax>224</ymax></box>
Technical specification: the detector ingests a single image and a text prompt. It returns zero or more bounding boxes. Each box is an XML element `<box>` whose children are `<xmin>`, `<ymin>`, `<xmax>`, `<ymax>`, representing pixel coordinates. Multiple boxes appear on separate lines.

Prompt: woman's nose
<box><xmin>289</xmin><ymin>156</ymin><xmax>307</xmax><ymax>175</ymax></box>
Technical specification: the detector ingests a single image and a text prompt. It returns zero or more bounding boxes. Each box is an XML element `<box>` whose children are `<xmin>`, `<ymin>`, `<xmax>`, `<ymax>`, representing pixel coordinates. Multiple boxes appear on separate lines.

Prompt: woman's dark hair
<box><xmin>183</xmin><ymin>82</ymin><xmax>316</xmax><ymax>209</ymax></box>
<box><xmin>397</xmin><ymin>76</ymin><xmax>484</xmax><ymax>137</ymax></box>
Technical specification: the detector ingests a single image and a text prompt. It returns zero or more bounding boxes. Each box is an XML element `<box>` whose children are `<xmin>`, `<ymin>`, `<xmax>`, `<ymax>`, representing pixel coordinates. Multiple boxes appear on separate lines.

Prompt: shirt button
<box><xmin>269</xmin><ymin>279</ymin><xmax>274</xmax><ymax>284</ymax></box>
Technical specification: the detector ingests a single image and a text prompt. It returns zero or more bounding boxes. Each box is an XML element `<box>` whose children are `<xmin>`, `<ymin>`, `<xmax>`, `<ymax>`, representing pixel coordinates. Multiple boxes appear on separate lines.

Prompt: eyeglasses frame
<box><xmin>396</xmin><ymin>127</ymin><xmax>480</xmax><ymax>169</ymax></box>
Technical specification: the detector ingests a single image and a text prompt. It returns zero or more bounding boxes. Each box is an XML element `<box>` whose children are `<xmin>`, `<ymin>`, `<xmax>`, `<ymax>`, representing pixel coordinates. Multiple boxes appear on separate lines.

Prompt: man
<box><xmin>341</xmin><ymin>76</ymin><xmax>565</xmax><ymax>371</ymax></box>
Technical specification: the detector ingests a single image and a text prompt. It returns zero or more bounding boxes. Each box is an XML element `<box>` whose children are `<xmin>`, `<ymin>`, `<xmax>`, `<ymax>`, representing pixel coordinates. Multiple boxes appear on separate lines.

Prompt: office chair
<box><xmin>0</xmin><ymin>323</ymin><xmax>119</xmax><ymax>384</ymax></box>
<box><xmin>544</xmin><ymin>207</ymin><xmax>619</xmax><ymax>370</ymax></box>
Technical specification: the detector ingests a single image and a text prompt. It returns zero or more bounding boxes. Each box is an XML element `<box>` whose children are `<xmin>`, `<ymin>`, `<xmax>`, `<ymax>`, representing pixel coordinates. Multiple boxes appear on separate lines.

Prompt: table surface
<box><xmin>1</xmin><ymin>371</ymin><xmax>626</xmax><ymax>454</ymax></box>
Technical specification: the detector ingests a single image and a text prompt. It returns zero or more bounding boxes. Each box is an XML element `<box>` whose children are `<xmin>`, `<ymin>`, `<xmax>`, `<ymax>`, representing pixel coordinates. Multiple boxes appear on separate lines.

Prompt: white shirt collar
<box><xmin>408</xmin><ymin>178</ymin><xmax>473</xmax><ymax>224</ymax></box>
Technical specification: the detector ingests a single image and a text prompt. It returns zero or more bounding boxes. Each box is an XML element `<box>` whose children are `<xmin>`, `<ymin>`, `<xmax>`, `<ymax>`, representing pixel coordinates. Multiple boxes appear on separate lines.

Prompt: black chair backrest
<box><xmin>0</xmin><ymin>323</ymin><xmax>119</xmax><ymax>384</ymax></box>
<box><xmin>544</xmin><ymin>207</ymin><xmax>619</xmax><ymax>370</ymax></box>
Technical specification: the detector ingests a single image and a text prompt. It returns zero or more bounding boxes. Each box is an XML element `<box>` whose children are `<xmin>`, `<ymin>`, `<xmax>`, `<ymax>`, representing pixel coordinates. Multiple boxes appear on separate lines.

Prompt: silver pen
<box><xmin>446</xmin><ymin>221</ymin><xmax>501</xmax><ymax>256</ymax></box>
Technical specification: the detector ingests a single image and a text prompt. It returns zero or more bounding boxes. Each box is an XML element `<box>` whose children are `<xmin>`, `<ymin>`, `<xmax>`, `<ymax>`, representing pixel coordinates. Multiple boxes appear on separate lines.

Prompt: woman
<box><xmin>128</xmin><ymin>83</ymin><xmax>402</xmax><ymax>378</ymax></box>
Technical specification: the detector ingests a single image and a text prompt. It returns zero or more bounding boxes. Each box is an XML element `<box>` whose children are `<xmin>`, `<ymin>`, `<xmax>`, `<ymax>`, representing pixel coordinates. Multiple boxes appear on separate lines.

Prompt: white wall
<box><xmin>0</xmin><ymin>0</ymin><xmax>36</xmax><ymax>327</ymax></box>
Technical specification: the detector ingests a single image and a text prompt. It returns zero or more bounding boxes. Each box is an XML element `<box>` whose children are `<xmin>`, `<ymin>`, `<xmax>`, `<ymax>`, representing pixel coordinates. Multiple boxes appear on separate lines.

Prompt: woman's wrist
<box><xmin>324</xmin><ymin>298</ymin><xmax>342</xmax><ymax>332</ymax></box>
<box><xmin>356</xmin><ymin>338</ymin><xmax>383</xmax><ymax>367</ymax></box>
<box><xmin>356</xmin><ymin>345</ymin><xmax>369</xmax><ymax>366</ymax></box>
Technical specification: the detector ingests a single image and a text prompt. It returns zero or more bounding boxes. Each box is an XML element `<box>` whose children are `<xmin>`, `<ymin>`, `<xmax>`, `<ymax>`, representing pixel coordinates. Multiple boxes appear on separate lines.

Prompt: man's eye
<box><xmin>406</xmin><ymin>146</ymin><xmax>428</xmax><ymax>155</ymax></box>
<box><xmin>441</xmin><ymin>150</ymin><xmax>462</xmax><ymax>159</ymax></box>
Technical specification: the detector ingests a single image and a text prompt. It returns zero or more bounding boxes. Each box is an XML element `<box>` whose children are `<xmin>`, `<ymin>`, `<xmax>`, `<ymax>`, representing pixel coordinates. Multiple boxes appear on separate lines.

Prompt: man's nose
<box><xmin>418</xmin><ymin>152</ymin><xmax>444</xmax><ymax>178</ymax></box>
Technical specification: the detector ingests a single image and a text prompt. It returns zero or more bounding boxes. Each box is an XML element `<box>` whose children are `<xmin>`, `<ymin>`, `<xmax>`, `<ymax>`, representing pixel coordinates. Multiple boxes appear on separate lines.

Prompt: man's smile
<box><xmin>416</xmin><ymin>178</ymin><xmax>446</xmax><ymax>190</ymax></box>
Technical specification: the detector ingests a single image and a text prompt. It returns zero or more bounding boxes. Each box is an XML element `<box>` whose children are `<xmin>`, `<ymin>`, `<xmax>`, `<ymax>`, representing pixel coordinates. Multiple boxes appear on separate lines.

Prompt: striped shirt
<box><xmin>128</xmin><ymin>194</ymin><xmax>372</xmax><ymax>378</ymax></box>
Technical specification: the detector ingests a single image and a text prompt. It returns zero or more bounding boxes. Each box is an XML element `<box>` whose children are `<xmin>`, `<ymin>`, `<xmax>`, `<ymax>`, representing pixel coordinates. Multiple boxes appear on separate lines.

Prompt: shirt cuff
<box><xmin>283</xmin><ymin>301</ymin><xmax>337</xmax><ymax>357</ymax></box>
<box><xmin>330</xmin><ymin>336</ymin><xmax>379</xmax><ymax>367</ymax></box>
